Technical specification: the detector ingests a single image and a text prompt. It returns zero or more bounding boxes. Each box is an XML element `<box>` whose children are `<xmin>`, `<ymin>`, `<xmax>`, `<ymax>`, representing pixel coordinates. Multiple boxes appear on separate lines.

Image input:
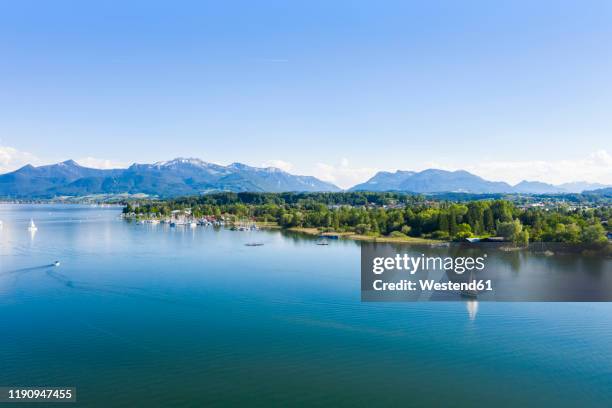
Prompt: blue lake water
<box><xmin>0</xmin><ymin>204</ymin><xmax>611</xmax><ymax>407</ymax></box>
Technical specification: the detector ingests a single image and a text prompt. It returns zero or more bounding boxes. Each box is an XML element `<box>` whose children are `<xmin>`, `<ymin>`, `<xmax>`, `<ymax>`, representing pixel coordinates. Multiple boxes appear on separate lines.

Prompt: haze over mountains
<box><xmin>349</xmin><ymin>169</ymin><xmax>609</xmax><ymax>194</ymax></box>
<box><xmin>0</xmin><ymin>158</ymin><xmax>608</xmax><ymax>198</ymax></box>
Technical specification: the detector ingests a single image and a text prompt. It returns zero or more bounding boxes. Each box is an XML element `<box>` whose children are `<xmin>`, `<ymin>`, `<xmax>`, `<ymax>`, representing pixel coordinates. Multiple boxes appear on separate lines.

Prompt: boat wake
<box><xmin>0</xmin><ymin>263</ymin><xmax>57</xmax><ymax>277</ymax></box>
<box><xmin>44</xmin><ymin>269</ymin><xmax>194</xmax><ymax>307</ymax></box>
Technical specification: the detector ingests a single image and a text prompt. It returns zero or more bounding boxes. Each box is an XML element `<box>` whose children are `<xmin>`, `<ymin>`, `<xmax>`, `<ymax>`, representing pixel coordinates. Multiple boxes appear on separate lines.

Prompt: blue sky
<box><xmin>0</xmin><ymin>0</ymin><xmax>610</xmax><ymax>187</ymax></box>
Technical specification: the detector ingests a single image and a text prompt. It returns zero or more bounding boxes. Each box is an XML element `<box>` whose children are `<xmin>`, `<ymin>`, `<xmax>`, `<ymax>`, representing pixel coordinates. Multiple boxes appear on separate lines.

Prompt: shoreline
<box><xmin>261</xmin><ymin>225</ymin><xmax>611</xmax><ymax>255</ymax></box>
<box><xmin>282</xmin><ymin>226</ymin><xmax>439</xmax><ymax>244</ymax></box>
<box><xmin>123</xmin><ymin>217</ymin><xmax>610</xmax><ymax>255</ymax></box>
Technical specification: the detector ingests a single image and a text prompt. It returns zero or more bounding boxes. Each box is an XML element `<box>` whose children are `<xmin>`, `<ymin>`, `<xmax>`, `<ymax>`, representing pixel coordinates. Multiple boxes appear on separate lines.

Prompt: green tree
<box><xmin>516</xmin><ymin>229</ymin><xmax>530</xmax><ymax>247</ymax></box>
<box><xmin>581</xmin><ymin>223</ymin><xmax>607</xmax><ymax>246</ymax></box>
<box><xmin>354</xmin><ymin>223</ymin><xmax>371</xmax><ymax>235</ymax></box>
<box><xmin>438</xmin><ymin>212</ymin><xmax>449</xmax><ymax>234</ymax></box>
<box><xmin>454</xmin><ymin>223</ymin><xmax>473</xmax><ymax>240</ymax></box>
<box><xmin>484</xmin><ymin>207</ymin><xmax>495</xmax><ymax>232</ymax></box>
<box><xmin>496</xmin><ymin>219</ymin><xmax>524</xmax><ymax>243</ymax></box>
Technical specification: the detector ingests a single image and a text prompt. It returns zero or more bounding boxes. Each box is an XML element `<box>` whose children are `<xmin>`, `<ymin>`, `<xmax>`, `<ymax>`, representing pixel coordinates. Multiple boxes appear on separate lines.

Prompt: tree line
<box><xmin>123</xmin><ymin>192</ymin><xmax>610</xmax><ymax>247</ymax></box>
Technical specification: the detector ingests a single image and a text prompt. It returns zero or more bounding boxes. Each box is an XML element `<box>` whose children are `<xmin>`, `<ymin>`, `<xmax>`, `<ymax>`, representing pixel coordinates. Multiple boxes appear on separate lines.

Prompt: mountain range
<box><xmin>0</xmin><ymin>158</ymin><xmax>340</xmax><ymax>198</ymax></box>
<box><xmin>0</xmin><ymin>159</ymin><xmax>608</xmax><ymax>198</ymax></box>
<box><xmin>350</xmin><ymin>169</ymin><xmax>609</xmax><ymax>194</ymax></box>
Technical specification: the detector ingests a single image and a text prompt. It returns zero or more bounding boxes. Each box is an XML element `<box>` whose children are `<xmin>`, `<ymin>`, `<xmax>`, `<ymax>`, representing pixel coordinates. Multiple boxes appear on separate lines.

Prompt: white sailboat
<box><xmin>28</xmin><ymin>218</ymin><xmax>37</xmax><ymax>232</ymax></box>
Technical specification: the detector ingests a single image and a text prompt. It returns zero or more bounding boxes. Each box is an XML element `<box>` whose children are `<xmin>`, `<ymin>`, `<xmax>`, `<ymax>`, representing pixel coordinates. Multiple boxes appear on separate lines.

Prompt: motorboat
<box><xmin>28</xmin><ymin>219</ymin><xmax>38</xmax><ymax>232</ymax></box>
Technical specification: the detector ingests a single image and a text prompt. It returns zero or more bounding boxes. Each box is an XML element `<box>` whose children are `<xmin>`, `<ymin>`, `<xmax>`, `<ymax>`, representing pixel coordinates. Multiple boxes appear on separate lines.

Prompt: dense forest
<box><xmin>124</xmin><ymin>192</ymin><xmax>611</xmax><ymax>248</ymax></box>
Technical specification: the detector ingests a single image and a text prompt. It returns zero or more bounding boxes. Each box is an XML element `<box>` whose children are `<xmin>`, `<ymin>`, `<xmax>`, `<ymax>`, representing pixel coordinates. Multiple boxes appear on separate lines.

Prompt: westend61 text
<box><xmin>372</xmin><ymin>279</ymin><xmax>493</xmax><ymax>292</ymax></box>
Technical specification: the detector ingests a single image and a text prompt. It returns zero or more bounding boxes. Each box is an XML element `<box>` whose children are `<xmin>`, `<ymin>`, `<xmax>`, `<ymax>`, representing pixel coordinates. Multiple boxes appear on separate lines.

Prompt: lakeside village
<box><xmin>122</xmin><ymin>207</ymin><xmax>259</xmax><ymax>231</ymax></box>
<box><xmin>121</xmin><ymin>192</ymin><xmax>612</xmax><ymax>252</ymax></box>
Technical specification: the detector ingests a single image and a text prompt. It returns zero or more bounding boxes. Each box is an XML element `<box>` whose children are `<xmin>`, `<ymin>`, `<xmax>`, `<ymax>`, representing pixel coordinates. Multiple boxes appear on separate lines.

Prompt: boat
<box><xmin>189</xmin><ymin>221</ymin><xmax>197</xmax><ymax>228</ymax></box>
<box><xmin>53</xmin><ymin>261</ymin><xmax>60</xmax><ymax>267</ymax></box>
<box><xmin>245</xmin><ymin>242</ymin><xmax>264</xmax><ymax>247</ymax></box>
<box><xmin>316</xmin><ymin>241</ymin><xmax>329</xmax><ymax>246</ymax></box>
<box><xmin>460</xmin><ymin>270</ymin><xmax>479</xmax><ymax>298</ymax></box>
<box><xmin>461</xmin><ymin>289</ymin><xmax>478</xmax><ymax>299</ymax></box>
<box><xmin>28</xmin><ymin>219</ymin><xmax>37</xmax><ymax>232</ymax></box>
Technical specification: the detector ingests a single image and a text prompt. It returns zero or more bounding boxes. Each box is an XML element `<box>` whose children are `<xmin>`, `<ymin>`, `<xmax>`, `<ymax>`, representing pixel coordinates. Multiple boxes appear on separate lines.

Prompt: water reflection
<box><xmin>466</xmin><ymin>299</ymin><xmax>478</xmax><ymax>320</ymax></box>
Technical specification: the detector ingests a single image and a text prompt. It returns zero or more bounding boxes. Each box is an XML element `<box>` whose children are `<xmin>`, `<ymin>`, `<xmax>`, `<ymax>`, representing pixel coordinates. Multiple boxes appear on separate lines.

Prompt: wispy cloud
<box><xmin>443</xmin><ymin>150</ymin><xmax>612</xmax><ymax>185</ymax></box>
<box><xmin>76</xmin><ymin>157</ymin><xmax>129</xmax><ymax>169</ymax></box>
<box><xmin>0</xmin><ymin>145</ymin><xmax>130</xmax><ymax>174</ymax></box>
<box><xmin>261</xmin><ymin>159</ymin><xmax>293</xmax><ymax>172</ymax></box>
<box><xmin>0</xmin><ymin>145</ymin><xmax>40</xmax><ymax>173</ymax></box>
<box><xmin>312</xmin><ymin>158</ymin><xmax>378</xmax><ymax>189</ymax></box>
<box><xmin>311</xmin><ymin>150</ymin><xmax>612</xmax><ymax>188</ymax></box>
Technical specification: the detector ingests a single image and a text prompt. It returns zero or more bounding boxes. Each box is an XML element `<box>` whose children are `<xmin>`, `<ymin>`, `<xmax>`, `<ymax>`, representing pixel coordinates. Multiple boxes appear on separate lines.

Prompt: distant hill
<box><xmin>350</xmin><ymin>169</ymin><xmax>609</xmax><ymax>194</ymax></box>
<box><xmin>351</xmin><ymin>169</ymin><xmax>514</xmax><ymax>193</ymax></box>
<box><xmin>558</xmin><ymin>181</ymin><xmax>610</xmax><ymax>193</ymax></box>
<box><xmin>513</xmin><ymin>181</ymin><xmax>566</xmax><ymax>194</ymax></box>
<box><xmin>514</xmin><ymin>180</ymin><xmax>611</xmax><ymax>194</ymax></box>
<box><xmin>349</xmin><ymin>170</ymin><xmax>416</xmax><ymax>192</ymax></box>
<box><xmin>583</xmin><ymin>187</ymin><xmax>612</xmax><ymax>197</ymax></box>
<box><xmin>0</xmin><ymin>158</ymin><xmax>340</xmax><ymax>198</ymax></box>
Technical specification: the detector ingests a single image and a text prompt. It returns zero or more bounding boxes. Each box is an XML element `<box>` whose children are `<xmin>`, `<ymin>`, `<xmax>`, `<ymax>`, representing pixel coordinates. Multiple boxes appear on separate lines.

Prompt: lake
<box><xmin>1</xmin><ymin>204</ymin><xmax>611</xmax><ymax>407</ymax></box>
